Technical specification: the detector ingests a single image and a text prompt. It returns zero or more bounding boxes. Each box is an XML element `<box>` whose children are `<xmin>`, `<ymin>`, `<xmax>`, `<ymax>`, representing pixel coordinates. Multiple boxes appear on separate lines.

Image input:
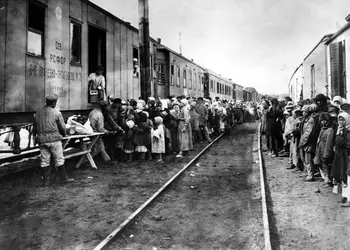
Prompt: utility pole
<box><xmin>139</xmin><ymin>0</ymin><xmax>151</xmax><ymax>100</ymax></box>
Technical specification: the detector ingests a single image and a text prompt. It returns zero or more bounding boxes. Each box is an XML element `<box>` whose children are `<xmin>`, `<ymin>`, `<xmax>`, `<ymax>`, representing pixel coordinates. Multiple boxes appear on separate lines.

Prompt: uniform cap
<box><xmin>46</xmin><ymin>94</ymin><xmax>58</xmax><ymax>102</ymax></box>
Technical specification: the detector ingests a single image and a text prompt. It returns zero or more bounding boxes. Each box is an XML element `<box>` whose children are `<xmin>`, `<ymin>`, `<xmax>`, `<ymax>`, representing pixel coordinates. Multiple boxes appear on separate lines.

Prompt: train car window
<box><xmin>193</xmin><ymin>73</ymin><xmax>197</xmax><ymax>90</ymax></box>
<box><xmin>183</xmin><ymin>69</ymin><xmax>187</xmax><ymax>88</ymax></box>
<box><xmin>189</xmin><ymin>71</ymin><xmax>192</xmax><ymax>89</ymax></box>
<box><xmin>27</xmin><ymin>2</ymin><xmax>45</xmax><ymax>56</ymax></box>
<box><xmin>170</xmin><ymin>65</ymin><xmax>174</xmax><ymax>86</ymax></box>
<box><xmin>133</xmin><ymin>48</ymin><xmax>139</xmax><ymax>77</ymax></box>
<box><xmin>176</xmin><ymin>66</ymin><xmax>180</xmax><ymax>87</ymax></box>
<box><xmin>201</xmin><ymin>76</ymin><xmax>204</xmax><ymax>91</ymax></box>
<box><xmin>70</xmin><ymin>21</ymin><xmax>82</xmax><ymax>64</ymax></box>
<box><xmin>159</xmin><ymin>64</ymin><xmax>164</xmax><ymax>73</ymax></box>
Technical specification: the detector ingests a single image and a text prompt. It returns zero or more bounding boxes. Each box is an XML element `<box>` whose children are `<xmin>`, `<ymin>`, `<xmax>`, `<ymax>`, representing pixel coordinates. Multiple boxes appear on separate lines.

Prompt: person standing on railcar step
<box><xmin>88</xmin><ymin>64</ymin><xmax>106</xmax><ymax>102</ymax></box>
<box><xmin>33</xmin><ymin>95</ymin><xmax>74</xmax><ymax>185</ymax></box>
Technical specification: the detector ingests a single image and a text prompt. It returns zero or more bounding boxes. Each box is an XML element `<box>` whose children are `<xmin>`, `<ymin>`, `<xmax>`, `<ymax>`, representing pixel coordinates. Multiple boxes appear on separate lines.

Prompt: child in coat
<box><xmin>314</xmin><ymin>112</ymin><xmax>335</xmax><ymax>185</ymax></box>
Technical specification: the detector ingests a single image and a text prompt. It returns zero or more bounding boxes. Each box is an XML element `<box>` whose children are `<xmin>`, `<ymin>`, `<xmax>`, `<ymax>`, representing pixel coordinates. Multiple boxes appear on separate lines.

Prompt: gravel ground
<box><xmin>262</xmin><ymin>136</ymin><xmax>350</xmax><ymax>250</ymax></box>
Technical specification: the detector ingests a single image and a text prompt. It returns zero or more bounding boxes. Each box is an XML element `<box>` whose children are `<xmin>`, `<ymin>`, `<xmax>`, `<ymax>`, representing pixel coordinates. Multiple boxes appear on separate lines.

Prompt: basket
<box><xmin>90</xmin><ymin>90</ymin><xmax>99</xmax><ymax>103</ymax></box>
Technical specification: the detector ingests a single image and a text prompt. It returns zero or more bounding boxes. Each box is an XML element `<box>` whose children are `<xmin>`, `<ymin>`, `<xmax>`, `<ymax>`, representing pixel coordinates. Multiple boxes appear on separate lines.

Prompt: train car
<box><xmin>204</xmin><ymin>69</ymin><xmax>233</xmax><ymax>101</ymax></box>
<box><xmin>233</xmin><ymin>83</ymin><xmax>244</xmax><ymax>102</ymax></box>
<box><xmin>0</xmin><ymin>0</ymin><xmax>166</xmax><ymax>125</ymax></box>
<box><xmin>243</xmin><ymin>89</ymin><xmax>253</xmax><ymax>102</ymax></box>
<box><xmin>154</xmin><ymin>44</ymin><xmax>206</xmax><ymax>99</ymax></box>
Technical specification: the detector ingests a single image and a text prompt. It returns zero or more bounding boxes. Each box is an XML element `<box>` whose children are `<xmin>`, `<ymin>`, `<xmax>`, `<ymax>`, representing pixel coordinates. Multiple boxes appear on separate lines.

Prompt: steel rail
<box><xmin>93</xmin><ymin>132</ymin><xmax>225</xmax><ymax>250</ymax></box>
<box><xmin>257</xmin><ymin>122</ymin><xmax>272</xmax><ymax>250</ymax></box>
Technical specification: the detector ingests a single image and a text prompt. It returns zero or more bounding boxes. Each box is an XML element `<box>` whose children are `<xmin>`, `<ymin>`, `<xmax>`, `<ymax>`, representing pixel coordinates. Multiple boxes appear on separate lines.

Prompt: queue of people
<box><xmin>86</xmin><ymin>95</ymin><xmax>253</xmax><ymax>165</ymax></box>
<box><xmin>260</xmin><ymin>94</ymin><xmax>350</xmax><ymax>207</ymax></box>
<box><xmin>33</xmin><ymin>93</ymin><xmax>261</xmax><ymax>186</ymax></box>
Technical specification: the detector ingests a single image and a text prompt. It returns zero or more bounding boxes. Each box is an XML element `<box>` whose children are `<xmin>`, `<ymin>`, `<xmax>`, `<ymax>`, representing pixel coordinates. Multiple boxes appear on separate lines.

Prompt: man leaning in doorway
<box><xmin>33</xmin><ymin>94</ymin><xmax>74</xmax><ymax>185</ymax></box>
<box><xmin>88</xmin><ymin>64</ymin><xmax>106</xmax><ymax>101</ymax></box>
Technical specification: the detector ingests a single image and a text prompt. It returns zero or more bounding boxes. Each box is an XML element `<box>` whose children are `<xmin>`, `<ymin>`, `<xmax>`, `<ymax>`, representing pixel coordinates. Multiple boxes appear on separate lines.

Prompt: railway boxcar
<box><xmin>0</xmin><ymin>0</ymin><xmax>165</xmax><ymax>125</ymax></box>
<box><xmin>154</xmin><ymin>45</ymin><xmax>206</xmax><ymax>99</ymax></box>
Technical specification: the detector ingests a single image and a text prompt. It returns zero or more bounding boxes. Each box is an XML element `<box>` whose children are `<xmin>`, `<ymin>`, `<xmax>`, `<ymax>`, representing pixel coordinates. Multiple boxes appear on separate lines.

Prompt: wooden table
<box><xmin>62</xmin><ymin>132</ymin><xmax>104</xmax><ymax>169</ymax></box>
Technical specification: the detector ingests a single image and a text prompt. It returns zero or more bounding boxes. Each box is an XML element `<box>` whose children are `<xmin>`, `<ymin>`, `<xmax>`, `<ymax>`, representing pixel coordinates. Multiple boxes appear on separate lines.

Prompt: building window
<box><xmin>27</xmin><ymin>2</ymin><xmax>45</xmax><ymax>56</ymax></box>
<box><xmin>217</xmin><ymin>82</ymin><xmax>220</xmax><ymax>94</ymax></box>
<box><xmin>133</xmin><ymin>48</ymin><xmax>139</xmax><ymax>77</ymax></box>
<box><xmin>189</xmin><ymin>71</ymin><xmax>192</xmax><ymax>89</ymax></box>
<box><xmin>183</xmin><ymin>69</ymin><xmax>187</xmax><ymax>88</ymax></box>
<box><xmin>170</xmin><ymin>65</ymin><xmax>174</xmax><ymax>86</ymax></box>
<box><xmin>70</xmin><ymin>21</ymin><xmax>82</xmax><ymax>64</ymax></box>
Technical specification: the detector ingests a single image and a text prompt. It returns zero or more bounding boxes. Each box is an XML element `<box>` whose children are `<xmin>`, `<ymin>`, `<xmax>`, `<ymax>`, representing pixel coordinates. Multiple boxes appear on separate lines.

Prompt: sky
<box><xmin>90</xmin><ymin>0</ymin><xmax>350</xmax><ymax>96</ymax></box>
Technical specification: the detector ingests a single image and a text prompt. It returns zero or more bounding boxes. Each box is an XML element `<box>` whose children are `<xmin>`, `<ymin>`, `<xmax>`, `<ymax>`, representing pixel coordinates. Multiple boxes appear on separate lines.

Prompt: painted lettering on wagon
<box><xmin>50</xmin><ymin>53</ymin><xmax>66</xmax><ymax>64</ymax></box>
<box><xmin>27</xmin><ymin>64</ymin><xmax>82</xmax><ymax>82</ymax></box>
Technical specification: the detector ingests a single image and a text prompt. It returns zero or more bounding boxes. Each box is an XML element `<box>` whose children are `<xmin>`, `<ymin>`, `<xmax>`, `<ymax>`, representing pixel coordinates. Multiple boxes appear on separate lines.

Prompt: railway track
<box><xmin>93</xmin><ymin>123</ymin><xmax>272</xmax><ymax>250</ymax></box>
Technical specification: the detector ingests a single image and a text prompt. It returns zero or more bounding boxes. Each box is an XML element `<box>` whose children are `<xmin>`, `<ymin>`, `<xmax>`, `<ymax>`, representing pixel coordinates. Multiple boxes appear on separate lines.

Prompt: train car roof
<box><xmin>244</xmin><ymin>87</ymin><xmax>258</xmax><ymax>94</ymax></box>
<box><xmin>205</xmin><ymin>69</ymin><xmax>234</xmax><ymax>84</ymax></box>
<box><xmin>85</xmin><ymin>0</ymin><xmax>160</xmax><ymax>45</ymax></box>
<box><xmin>156</xmin><ymin>45</ymin><xmax>206</xmax><ymax>70</ymax></box>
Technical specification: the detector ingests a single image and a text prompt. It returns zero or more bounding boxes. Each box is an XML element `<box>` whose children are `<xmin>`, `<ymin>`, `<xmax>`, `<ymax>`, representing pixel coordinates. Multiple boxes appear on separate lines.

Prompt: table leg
<box><xmin>76</xmin><ymin>135</ymin><xmax>100</xmax><ymax>169</ymax></box>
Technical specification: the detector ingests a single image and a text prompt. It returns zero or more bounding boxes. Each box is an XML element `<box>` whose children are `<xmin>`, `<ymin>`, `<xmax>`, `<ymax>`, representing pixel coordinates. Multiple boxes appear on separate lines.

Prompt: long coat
<box><xmin>178</xmin><ymin>107</ymin><xmax>193</xmax><ymax>151</ymax></box>
<box><xmin>331</xmin><ymin>130</ymin><xmax>350</xmax><ymax>182</ymax></box>
<box><xmin>314</xmin><ymin>127</ymin><xmax>335</xmax><ymax>165</ymax></box>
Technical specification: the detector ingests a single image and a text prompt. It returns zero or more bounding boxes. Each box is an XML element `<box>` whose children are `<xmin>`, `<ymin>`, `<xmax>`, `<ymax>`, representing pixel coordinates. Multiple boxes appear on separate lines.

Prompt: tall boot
<box><xmin>41</xmin><ymin>167</ymin><xmax>50</xmax><ymax>186</ymax></box>
<box><xmin>57</xmin><ymin>165</ymin><xmax>74</xmax><ymax>183</ymax></box>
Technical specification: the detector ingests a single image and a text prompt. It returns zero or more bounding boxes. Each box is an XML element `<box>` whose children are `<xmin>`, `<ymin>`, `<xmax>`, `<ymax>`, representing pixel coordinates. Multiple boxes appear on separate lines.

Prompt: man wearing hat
<box><xmin>33</xmin><ymin>95</ymin><xmax>74</xmax><ymax>185</ymax></box>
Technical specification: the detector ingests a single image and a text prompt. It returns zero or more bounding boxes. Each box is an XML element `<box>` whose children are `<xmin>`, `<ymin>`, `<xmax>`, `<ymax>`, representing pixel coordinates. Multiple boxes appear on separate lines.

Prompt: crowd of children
<box><xmin>260</xmin><ymin>94</ymin><xmax>350</xmax><ymax>207</ymax></box>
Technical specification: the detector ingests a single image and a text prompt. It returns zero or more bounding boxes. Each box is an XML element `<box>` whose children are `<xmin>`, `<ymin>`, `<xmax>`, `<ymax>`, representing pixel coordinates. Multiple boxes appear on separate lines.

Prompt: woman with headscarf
<box><xmin>189</xmin><ymin>100</ymin><xmax>199</xmax><ymax>143</ymax></box>
<box><xmin>152</xmin><ymin>116</ymin><xmax>165</xmax><ymax>162</ymax></box>
<box><xmin>176</xmin><ymin>99</ymin><xmax>193</xmax><ymax>158</ymax></box>
<box><xmin>168</xmin><ymin>102</ymin><xmax>180</xmax><ymax>154</ymax></box>
<box><xmin>330</xmin><ymin>112</ymin><xmax>350</xmax><ymax>188</ymax></box>
<box><xmin>333</xmin><ymin>96</ymin><xmax>343</xmax><ymax>109</ymax></box>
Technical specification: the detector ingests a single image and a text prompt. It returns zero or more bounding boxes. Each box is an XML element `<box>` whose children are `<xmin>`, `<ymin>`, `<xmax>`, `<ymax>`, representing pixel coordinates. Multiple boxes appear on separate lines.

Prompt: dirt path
<box><xmin>105</xmin><ymin>123</ymin><xmax>264</xmax><ymax>250</ymax></box>
<box><xmin>262</xmin><ymin>136</ymin><xmax>350</xmax><ymax>250</ymax></box>
<box><xmin>0</xmin><ymin>123</ymin><xmax>263</xmax><ymax>250</ymax></box>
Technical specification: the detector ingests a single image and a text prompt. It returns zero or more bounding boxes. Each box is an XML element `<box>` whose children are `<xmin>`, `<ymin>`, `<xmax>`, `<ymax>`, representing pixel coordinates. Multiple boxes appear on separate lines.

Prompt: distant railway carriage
<box><xmin>204</xmin><ymin>69</ymin><xmax>233</xmax><ymax>101</ymax></box>
<box><xmin>155</xmin><ymin>45</ymin><xmax>206</xmax><ymax>99</ymax></box>
<box><xmin>233</xmin><ymin>83</ymin><xmax>244</xmax><ymax>102</ymax></box>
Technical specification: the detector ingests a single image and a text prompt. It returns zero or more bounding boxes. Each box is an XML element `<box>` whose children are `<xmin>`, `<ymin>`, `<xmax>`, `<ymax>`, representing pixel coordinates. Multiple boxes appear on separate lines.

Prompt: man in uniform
<box><xmin>33</xmin><ymin>95</ymin><xmax>74</xmax><ymax>185</ymax></box>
